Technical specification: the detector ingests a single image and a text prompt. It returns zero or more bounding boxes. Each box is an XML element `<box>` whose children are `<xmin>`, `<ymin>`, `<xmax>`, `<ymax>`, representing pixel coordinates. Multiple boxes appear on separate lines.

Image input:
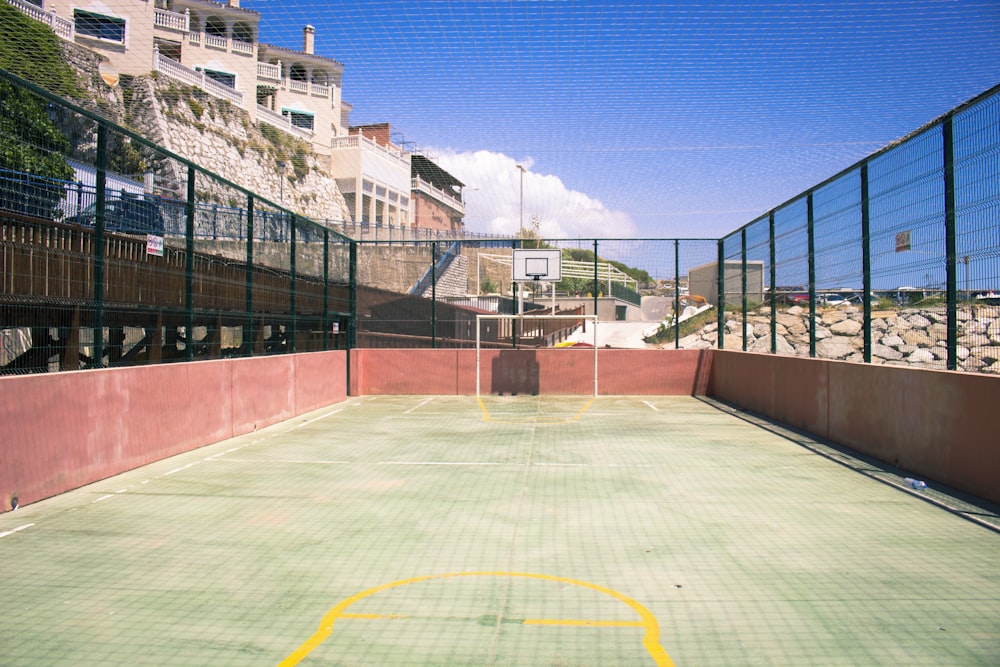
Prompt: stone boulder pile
<box><xmin>674</xmin><ymin>305</ymin><xmax>1000</xmax><ymax>374</ymax></box>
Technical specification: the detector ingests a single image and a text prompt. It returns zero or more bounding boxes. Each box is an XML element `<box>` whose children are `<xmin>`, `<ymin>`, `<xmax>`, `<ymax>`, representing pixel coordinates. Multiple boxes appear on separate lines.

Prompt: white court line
<box><xmin>404</xmin><ymin>398</ymin><xmax>434</xmax><ymax>414</ymax></box>
<box><xmin>163</xmin><ymin>462</ymin><xmax>200</xmax><ymax>476</ymax></box>
<box><xmin>215</xmin><ymin>459</ymin><xmax>351</xmax><ymax>465</ymax></box>
<box><xmin>0</xmin><ymin>523</ymin><xmax>35</xmax><ymax>539</ymax></box>
<box><xmin>642</xmin><ymin>400</ymin><xmax>659</xmax><ymax>411</ymax></box>
<box><xmin>378</xmin><ymin>461</ymin><xmax>504</xmax><ymax>466</ymax></box>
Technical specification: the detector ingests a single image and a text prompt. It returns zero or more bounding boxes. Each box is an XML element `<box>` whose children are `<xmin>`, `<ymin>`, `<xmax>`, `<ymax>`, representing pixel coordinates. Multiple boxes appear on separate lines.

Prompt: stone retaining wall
<box><xmin>678</xmin><ymin>305</ymin><xmax>1000</xmax><ymax>374</ymax></box>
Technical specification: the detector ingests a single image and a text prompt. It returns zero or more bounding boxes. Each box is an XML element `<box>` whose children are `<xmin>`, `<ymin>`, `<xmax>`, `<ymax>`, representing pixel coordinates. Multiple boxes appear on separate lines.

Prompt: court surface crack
<box><xmin>487</xmin><ymin>395</ymin><xmax>540</xmax><ymax>665</ymax></box>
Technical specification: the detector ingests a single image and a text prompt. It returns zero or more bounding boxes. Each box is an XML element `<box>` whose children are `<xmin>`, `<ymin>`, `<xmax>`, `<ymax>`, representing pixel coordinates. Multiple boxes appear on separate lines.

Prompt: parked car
<box><xmin>821</xmin><ymin>293</ymin><xmax>852</xmax><ymax>307</ymax></box>
<box><xmin>66</xmin><ymin>194</ymin><xmax>165</xmax><ymax>235</ymax></box>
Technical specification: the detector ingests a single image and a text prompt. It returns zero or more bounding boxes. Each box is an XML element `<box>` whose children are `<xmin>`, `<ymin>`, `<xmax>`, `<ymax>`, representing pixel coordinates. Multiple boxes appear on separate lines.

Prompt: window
<box><xmin>280</xmin><ymin>108</ymin><xmax>314</xmax><ymax>131</ymax></box>
<box><xmin>74</xmin><ymin>10</ymin><xmax>126</xmax><ymax>43</ymax></box>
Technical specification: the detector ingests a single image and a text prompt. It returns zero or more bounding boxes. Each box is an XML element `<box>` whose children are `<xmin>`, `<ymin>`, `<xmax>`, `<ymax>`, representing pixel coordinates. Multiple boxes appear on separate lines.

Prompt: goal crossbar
<box><xmin>475</xmin><ymin>313</ymin><xmax>599</xmax><ymax>397</ymax></box>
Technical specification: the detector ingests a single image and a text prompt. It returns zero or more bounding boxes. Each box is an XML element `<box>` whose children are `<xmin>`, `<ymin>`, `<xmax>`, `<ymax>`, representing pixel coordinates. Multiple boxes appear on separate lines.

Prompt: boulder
<box><xmin>817</xmin><ymin>337</ymin><xmax>855</xmax><ymax>359</ymax></box>
<box><xmin>822</xmin><ymin>310</ymin><xmax>848</xmax><ymax>325</ymax></box>
<box><xmin>881</xmin><ymin>334</ymin><xmax>905</xmax><ymax>347</ymax></box>
<box><xmin>907</xmin><ymin>314</ymin><xmax>932</xmax><ymax>328</ymax></box>
<box><xmin>902</xmin><ymin>330</ymin><xmax>935</xmax><ymax>348</ymax></box>
<box><xmin>908</xmin><ymin>348</ymin><xmax>936</xmax><ymax>364</ymax></box>
<box><xmin>830</xmin><ymin>319</ymin><xmax>862</xmax><ymax>335</ymax></box>
<box><xmin>775</xmin><ymin>335</ymin><xmax>796</xmax><ymax>354</ymax></box>
<box><xmin>873</xmin><ymin>344</ymin><xmax>904</xmax><ymax>360</ymax></box>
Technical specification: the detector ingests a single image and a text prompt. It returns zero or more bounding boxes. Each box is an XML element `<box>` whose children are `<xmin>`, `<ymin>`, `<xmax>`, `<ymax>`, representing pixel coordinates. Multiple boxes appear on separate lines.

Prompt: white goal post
<box><xmin>475</xmin><ymin>313</ymin><xmax>599</xmax><ymax>397</ymax></box>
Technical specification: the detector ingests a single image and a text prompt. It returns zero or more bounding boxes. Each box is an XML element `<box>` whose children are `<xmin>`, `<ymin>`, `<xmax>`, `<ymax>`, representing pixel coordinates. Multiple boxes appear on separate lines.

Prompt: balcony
<box><xmin>232</xmin><ymin>39</ymin><xmax>254</xmax><ymax>56</ymax></box>
<box><xmin>204</xmin><ymin>33</ymin><xmax>228</xmax><ymax>51</ymax></box>
<box><xmin>256</xmin><ymin>105</ymin><xmax>314</xmax><ymax>142</ymax></box>
<box><xmin>153</xmin><ymin>50</ymin><xmax>244</xmax><ymax>107</ymax></box>
<box><xmin>331</xmin><ymin>135</ymin><xmax>409</xmax><ymax>168</ymax></box>
<box><xmin>7</xmin><ymin>0</ymin><xmax>73</xmax><ymax>40</ymax></box>
<box><xmin>153</xmin><ymin>8</ymin><xmax>189</xmax><ymax>32</ymax></box>
<box><xmin>257</xmin><ymin>62</ymin><xmax>281</xmax><ymax>82</ymax></box>
<box><xmin>412</xmin><ymin>176</ymin><xmax>465</xmax><ymax>213</ymax></box>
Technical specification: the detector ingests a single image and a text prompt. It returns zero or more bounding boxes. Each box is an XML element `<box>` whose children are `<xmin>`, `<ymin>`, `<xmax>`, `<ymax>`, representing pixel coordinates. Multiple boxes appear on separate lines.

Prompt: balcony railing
<box><xmin>311</xmin><ymin>83</ymin><xmax>330</xmax><ymax>98</ymax></box>
<box><xmin>257</xmin><ymin>61</ymin><xmax>281</xmax><ymax>82</ymax></box>
<box><xmin>204</xmin><ymin>33</ymin><xmax>228</xmax><ymax>50</ymax></box>
<box><xmin>153</xmin><ymin>49</ymin><xmax>244</xmax><ymax>107</ymax></box>
<box><xmin>232</xmin><ymin>39</ymin><xmax>254</xmax><ymax>56</ymax></box>
<box><xmin>331</xmin><ymin>135</ymin><xmax>410</xmax><ymax>167</ymax></box>
<box><xmin>411</xmin><ymin>176</ymin><xmax>465</xmax><ymax>212</ymax></box>
<box><xmin>288</xmin><ymin>79</ymin><xmax>309</xmax><ymax>94</ymax></box>
<box><xmin>7</xmin><ymin>0</ymin><xmax>74</xmax><ymax>40</ymax></box>
<box><xmin>153</xmin><ymin>7</ymin><xmax>189</xmax><ymax>32</ymax></box>
<box><xmin>256</xmin><ymin>104</ymin><xmax>314</xmax><ymax>141</ymax></box>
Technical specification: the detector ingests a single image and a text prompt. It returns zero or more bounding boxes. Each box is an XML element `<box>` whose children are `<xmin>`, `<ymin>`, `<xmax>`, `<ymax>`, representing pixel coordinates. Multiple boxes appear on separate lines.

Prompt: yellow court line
<box><xmin>476</xmin><ymin>397</ymin><xmax>596</xmax><ymax>424</ymax></box>
<box><xmin>523</xmin><ymin>618</ymin><xmax>645</xmax><ymax>627</ymax></box>
<box><xmin>278</xmin><ymin>571</ymin><xmax>674</xmax><ymax>667</ymax></box>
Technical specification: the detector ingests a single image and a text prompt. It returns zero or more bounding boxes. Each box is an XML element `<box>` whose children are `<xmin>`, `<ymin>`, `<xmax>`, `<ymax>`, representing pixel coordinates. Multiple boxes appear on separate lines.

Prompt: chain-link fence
<box><xmin>2</xmin><ymin>62</ymin><xmax>997</xmax><ymax>375</ymax></box>
<box><xmin>0</xmin><ymin>68</ymin><xmax>353</xmax><ymax>373</ymax></box>
<box><xmin>716</xmin><ymin>84</ymin><xmax>1000</xmax><ymax>373</ymax></box>
<box><xmin>352</xmin><ymin>238</ymin><xmax>718</xmax><ymax>350</ymax></box>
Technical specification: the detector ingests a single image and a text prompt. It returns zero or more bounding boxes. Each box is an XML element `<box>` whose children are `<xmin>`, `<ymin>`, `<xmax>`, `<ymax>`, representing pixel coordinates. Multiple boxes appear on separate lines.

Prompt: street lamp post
<box><xmin>516</xmin><ymin>163</ymin><xmax>526</xmax><ymax>238</ymax></box>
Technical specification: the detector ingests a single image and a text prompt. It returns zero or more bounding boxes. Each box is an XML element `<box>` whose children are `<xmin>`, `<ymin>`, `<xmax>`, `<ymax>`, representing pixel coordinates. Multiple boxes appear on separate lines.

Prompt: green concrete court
<box><xmin>1</xmin><ymin>395</ymin><xmax>998</xmax><ymax>666</ymax></box>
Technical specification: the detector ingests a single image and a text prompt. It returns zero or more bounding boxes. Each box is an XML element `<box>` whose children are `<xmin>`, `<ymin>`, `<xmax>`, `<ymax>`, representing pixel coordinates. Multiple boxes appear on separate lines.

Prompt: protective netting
<box><xmin>0</xmin><ymin>0</ymin><xmax>997</xmax><ymax>373</ymax></box>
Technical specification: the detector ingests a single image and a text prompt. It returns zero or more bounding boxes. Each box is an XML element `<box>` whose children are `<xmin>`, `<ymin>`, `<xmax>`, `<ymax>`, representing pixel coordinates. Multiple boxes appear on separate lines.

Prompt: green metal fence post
<box><xmin>512</xmin><ymin>240</ymin><xmax>519</xmax><ymax>348</ymax></box>
<box><xmin>741</xmin><ymin>227</ymin><xmax>748</xmax><ymax>352</ymax></box>
<box><xmin>323</xmin><ymin>229</ymin><xmax>330</xmax><ymax>351</ymax></box>
<box><xmin>769</xmin><ymin>212</ymin><xmax>776</xmax><ymax>354</ymax></box>
<box><xmin>289</xmin><ymin>214</ymin><xmax>297</xmax><ymax>354</ymax></box>
<box><xmin>861</xmin><ymin>164</ymin><xmax>872</xmax><ymax>363</ymax></box>
<box><xmin>717</xmin><ymin>240</ymin><xmax>725</xmax><ymax>349</ymax></box>
<box><xmin>431</xmin><ymin>241</ymin><xmax>437</xmax><ymax>348</ymax></box>
<box><xmin>92</xmin><ymin>123</ymin><xmax>107</xmax><ymax>368</ymax></box>
<box><xmin>593</xmin><ymin>239</ymin><xmax>599</xmax><ymax>324</ymax></box>
<box><xmin>347</xmin><ymin>240</ymin><xmax>357</xmax><ymax>395</ymax></box>
<box><xmin>943</xmin><ymin>116</ymin><xmax>958</xmax><ymax>370</ymax></box>
<box><xmin>807</xmin><ymin>193</ymin><xmax>816</xmax><ymax>357</ymax></box>
<box><xmin>185</xmin><ymin>165</ymin><xmax>195</xmax><ymax>362</ymax></box>
<box><xmin>674</xmin><ymin>239</ymin><xmax>680</xmax><ymax>349</ymax></box>
<box><xmin>244</xmin><ymin>195</ymin><xmax>255</xmax><ymax>356</ymax></box>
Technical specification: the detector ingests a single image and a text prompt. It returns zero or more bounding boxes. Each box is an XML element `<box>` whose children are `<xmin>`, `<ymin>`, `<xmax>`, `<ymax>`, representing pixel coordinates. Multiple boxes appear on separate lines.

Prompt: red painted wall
<box><xmin>1</xmin><ymin>352</ymin><xmax>346</xmax><ymax>510</ymax></box>
<box><xmin>350</xmin><ymin>348</ymin><xmax>713</xmax><ymax>396</ymax></box>
<box><xmin>709</xmin><ymin>350</ymin><xmax>1000</xmax><ymax>504</ymax></box>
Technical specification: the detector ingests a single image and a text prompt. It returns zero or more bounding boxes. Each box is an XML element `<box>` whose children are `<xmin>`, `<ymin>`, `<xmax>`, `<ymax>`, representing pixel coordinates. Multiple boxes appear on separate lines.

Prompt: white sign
<box><xmin>146</xmin><ymin>234</ymin><xmax>164</xmax><ymax>257</ymax></box>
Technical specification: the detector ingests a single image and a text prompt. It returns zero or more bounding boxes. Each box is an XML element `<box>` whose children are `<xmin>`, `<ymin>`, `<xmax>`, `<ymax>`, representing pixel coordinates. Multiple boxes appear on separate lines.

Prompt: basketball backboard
<box><xmin>512</xmin><ymin>249</ymin><xmax>562</xmax><ymax>282</ymax></box>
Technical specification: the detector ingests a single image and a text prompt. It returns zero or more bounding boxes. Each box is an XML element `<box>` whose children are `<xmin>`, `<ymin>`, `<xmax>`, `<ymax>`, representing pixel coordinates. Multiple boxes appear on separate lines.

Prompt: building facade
<box><xmin>8</xmin><ymin>0</ymin><xmax>463</xmax><ymax>232</ymax></box>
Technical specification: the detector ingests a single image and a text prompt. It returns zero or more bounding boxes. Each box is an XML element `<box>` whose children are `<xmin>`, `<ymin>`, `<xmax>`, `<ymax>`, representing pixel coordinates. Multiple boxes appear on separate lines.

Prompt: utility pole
<box><xmin>516</xmin><ymin>163</ymin><xmax>526</xmax><ymax>239</ymax></box>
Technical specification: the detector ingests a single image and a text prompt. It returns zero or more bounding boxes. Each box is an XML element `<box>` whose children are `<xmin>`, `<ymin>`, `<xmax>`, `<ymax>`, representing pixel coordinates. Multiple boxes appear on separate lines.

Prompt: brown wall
<box><xmin>1</xmin><ymin>352</ymin><xmax>347</xmax><ymax>511</ymax></box>
<box><xmin>349</xmin><ymin>348</ymin><xmax>712</xmax><ymax>396</ymax></box>
<box><xmin>709</xmin><ymin>350</ymin><xmax>1000</xmax><ymax>504</ymax></box>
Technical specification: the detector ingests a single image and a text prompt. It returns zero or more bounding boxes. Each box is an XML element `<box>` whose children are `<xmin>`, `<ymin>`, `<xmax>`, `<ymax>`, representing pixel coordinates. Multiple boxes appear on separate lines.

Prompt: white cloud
<box><xmin>429</xmin><ymin>149</ymin><xmax>637</xmax><ymax>238</ymax></box>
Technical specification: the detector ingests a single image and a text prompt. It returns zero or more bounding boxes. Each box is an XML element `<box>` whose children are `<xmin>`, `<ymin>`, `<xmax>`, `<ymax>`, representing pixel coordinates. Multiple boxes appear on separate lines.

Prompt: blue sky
<box><xmin>243</xmin><ymin>0</ymin><xmax>1000</xmax><ymax>240</ymax></box>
